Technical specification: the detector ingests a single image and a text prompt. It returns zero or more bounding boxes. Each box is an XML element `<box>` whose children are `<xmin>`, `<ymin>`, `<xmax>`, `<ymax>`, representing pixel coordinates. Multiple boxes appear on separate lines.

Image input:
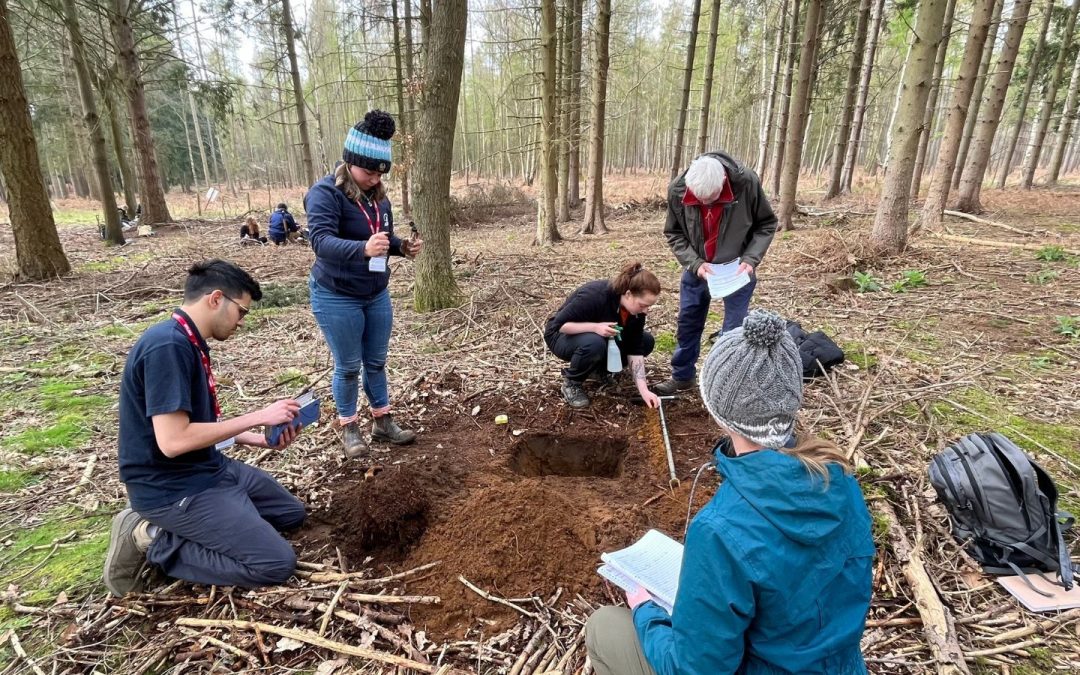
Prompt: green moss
<box><xmin>2</xmin><ymin>416</ymin><xmax>90</xmax><ymax>454</ymax></box>
<box><xmin>841</xmin><ymin>342</ymin><xmax>877</xmax><ymax>370</ymax></box>
<box><xmin>654</xmin><ymin>332</ymin><xmax>677</xmax><ymax>354</ymax></box>
<box><xmin>275</xmin><ymin>368</ymin><xmax>309</xmax><ymax>386</ymax></box>
<box><xmin>3</xmin><ymin>510</ymin><xmax>110</xmax><ymax>605</ymax></box>
<box><xmin>0</xmin><ymin>469</ymin><xmax>38</xmax><ymax>492</ymax></box>
<box><xmin>254</xmin><ymin>282</ymin><xmax>310</xmax><ymax>309</ymax></box>
<box><xmin>38</xmin><ymin>379</ymin><xmax>110</xmax><ymax>415</ymax></box>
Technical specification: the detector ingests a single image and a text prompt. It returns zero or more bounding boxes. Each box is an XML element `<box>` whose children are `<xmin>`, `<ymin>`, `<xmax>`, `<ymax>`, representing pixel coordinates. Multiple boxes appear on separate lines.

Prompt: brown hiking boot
<box><xmin>342</xmin><ymin>421</ymin><xmax>369</xmax><ymax>459</ymax></box>
<box><xmin>653</xmin><ymin>377</ymin><xmax>696</xmax><ymax>396</ymax></box>
<box><xmin>371</xmin><ymin>414</ymin><xmax>417</xmax><ymax>445</ymax></box>
<box><xmin>561</xmin><ymin>379</ymin><xmax>591</xmax><ymax>409</ymax></box>
<box><xmin>103</xmin><ymin>508</ymin><xmax>150</xmax><ymax>596</ymax></box>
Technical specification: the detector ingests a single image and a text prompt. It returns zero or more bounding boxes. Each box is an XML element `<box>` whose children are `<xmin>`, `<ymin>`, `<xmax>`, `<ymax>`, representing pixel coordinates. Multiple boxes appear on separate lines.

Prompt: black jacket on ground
<box><xmin>543</xmin><ymin>280</ymin><xmax>647</xmax><ymax>355</ymax></box>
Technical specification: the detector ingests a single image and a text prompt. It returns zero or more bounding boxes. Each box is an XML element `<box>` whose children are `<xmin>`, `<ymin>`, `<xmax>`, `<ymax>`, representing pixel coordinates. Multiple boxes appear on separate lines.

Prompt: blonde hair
<box><xmin>780</xmin><ymin>434</ymin><xmax>853</xmax><ymax>484</ymax></box>
<box><xmin>335</xmin><ymin>163</ymin><xmax>386</xmax><ymax>203</ymax></box>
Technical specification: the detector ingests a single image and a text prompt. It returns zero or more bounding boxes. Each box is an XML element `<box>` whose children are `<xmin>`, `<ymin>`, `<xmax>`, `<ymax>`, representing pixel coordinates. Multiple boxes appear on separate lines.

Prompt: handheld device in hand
<box><xmin>265</xmin><ymin>391</ymin><xmax>320</xmax><ymax>447</ymax></box>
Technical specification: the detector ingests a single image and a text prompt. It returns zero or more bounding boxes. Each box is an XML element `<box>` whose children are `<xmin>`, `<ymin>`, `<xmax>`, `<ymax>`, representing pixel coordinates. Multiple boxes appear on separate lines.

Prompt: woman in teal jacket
<box><xmin>586</xmin><ymin>310</ymin><xmax>874</xmax><ymax>675</ymax></box>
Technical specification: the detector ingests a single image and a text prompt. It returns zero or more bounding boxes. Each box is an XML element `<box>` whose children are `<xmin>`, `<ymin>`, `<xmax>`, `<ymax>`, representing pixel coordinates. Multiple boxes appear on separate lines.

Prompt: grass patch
<box><xmin>841</xmin><ymin>342</ymin><xmax>878</xmax><ymax>370</ymax></box>
<box><xmin>0</xmin><ymin>469</ymin><xmax>38</xmax><ymax>492</ymax></box>
<box><xmin>2</xmin><ymin>417</ymin><xmax>90</xmax><ymax>455</ymax></box>
<box><xmin>254</xmin><ymin>282</ymin><xmax>310</xmax><ymax>309</ymax></box>
<box><xmin>38</xmin><ymin>379</ymin><xmax>110</xmax><ymax>415</ymax></box>
<box><xmin>1</xmin><ymin>509</ymin><xmax>110</xmax><ymax>605</ymax></box>
<box><xmin>654</xmin><ymin>332</ymin><xmax>677</xmax><ymax>354</ymax></box>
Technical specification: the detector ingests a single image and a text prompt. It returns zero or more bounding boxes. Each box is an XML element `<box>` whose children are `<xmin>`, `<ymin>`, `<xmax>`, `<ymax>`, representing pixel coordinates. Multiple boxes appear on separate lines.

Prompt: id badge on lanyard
<box><xmin>361</xmin><ymin>199</ymin><xmax>390</xmax><ymax>273</ymax></box>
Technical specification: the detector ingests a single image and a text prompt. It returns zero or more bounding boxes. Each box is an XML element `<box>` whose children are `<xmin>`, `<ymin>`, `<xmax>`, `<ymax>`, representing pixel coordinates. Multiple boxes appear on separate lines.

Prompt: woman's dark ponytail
<box><xmin>611</xmin><ymin>261</ymin><xmax>661</xmax><ymax>296</ymax></box>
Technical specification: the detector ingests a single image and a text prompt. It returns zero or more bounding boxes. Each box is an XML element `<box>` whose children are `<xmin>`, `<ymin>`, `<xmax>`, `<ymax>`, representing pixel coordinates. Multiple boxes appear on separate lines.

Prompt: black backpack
<box><xmin>785</xmin><ymin>321</ymin><xmax>845</xmax><ymax>379</ymax></box>
<box><xmin>929</xmin><ymin>433</ymin><xmax>1074</xmax><ymax>592</ymax></box>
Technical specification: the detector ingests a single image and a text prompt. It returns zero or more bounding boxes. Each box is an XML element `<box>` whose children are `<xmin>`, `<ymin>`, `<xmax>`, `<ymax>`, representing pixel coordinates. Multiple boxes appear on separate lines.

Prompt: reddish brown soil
<box><xmin>301</xmin><ymin>385</ymin><xmax>725</xmax><ymax>639</ymax></box>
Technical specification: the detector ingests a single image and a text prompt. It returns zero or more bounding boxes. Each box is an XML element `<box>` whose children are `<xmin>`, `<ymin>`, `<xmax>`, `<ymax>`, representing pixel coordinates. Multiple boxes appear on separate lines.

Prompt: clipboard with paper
<box><xmin>597</xmin><ymin>529</ymin><xmax>684</xmax><ymax>613</ymax></box>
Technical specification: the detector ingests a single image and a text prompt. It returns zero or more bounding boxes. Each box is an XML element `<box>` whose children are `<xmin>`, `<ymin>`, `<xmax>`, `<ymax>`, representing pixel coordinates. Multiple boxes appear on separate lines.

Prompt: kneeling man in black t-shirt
<box><xmin>104</xmin><ymin>259</ymin><xmax>306</xmax><ymax>596</ymax></box>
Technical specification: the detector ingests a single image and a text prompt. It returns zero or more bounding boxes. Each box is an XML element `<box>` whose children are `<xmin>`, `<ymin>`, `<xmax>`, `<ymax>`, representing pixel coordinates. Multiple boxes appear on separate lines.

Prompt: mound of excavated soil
<box><xmin>327</xmin><ymin>467</ymin><xmax>431</xmax><ymax>562</ymax></box>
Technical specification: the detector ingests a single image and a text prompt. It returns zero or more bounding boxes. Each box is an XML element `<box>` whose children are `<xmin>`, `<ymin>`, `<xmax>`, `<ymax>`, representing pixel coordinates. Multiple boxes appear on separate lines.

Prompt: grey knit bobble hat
<box><xmin>699</xmin><ymin>309</ymin><xmax>803</xmax><ymax>448</ymax></box>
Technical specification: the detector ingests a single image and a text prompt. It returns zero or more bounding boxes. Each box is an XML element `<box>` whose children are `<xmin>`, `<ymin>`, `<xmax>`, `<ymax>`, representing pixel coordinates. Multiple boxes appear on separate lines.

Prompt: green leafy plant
<box><xmin>890</xmin><ymin>270</ymin><xmax>927</xmax><ymax>293</ymax></box>
<box><xmin>1054</xmin><ymin>316</ymin><xmax>1080</xmax><ymax>338</ymax></box>
<box><xmin>853</xmin><ymin>271</ymin><xmax>882</xmax><ymax>293</ymax></box>
<box><xmin>1035</xmin><ymin>245</ymin><xmax>1067</xmax><ymax>262</ymax></box>
<box><xmin>1026</xmin><ymin>269</ymin><xmax>1060</xmax><ymax>285</ymax></box>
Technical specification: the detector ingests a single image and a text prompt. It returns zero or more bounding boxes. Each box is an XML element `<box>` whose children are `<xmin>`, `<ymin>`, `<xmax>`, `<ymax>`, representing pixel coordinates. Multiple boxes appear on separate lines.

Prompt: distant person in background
<box><xmin>544</xmin><ymin>261</ymin><xmax>662</xmax><ymax>410</ymax></box>
<box><xmin>240</xmin><ymin>216</ymin><xmax>268</xmax><ymax>244</ymax></box>
<box><xmin>268</xmin><ymin>203</ymin><xmax>299</xmax><ymax>245</ymax></box>
<box><xmin>585</xmin><ymin>310</ymin><xmax>874</xmax><ymax>675</ymax></box>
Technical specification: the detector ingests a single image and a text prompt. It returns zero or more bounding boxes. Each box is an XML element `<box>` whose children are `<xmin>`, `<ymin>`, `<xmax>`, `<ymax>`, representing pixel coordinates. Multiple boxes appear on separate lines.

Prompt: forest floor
<box><xmin>0</xmin><ymin>180</ymin><xmax>1078</xmax><ymax>673</ymax></box>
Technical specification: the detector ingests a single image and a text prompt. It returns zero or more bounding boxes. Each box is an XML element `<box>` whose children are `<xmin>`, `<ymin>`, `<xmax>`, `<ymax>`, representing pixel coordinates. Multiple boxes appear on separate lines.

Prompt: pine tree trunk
<box><xmin>670</xmin><ymin>0</ymin><xmax>703</xmax><ymax>178</ymax></box>
<box><xmin>63</xmin><ymin>0</ymin><xmax>123</xmax><ymax>245</ymax></box>
<box><xmin>280</xmin><ymin>0</ymin><xmax>315</xmax><ymax>186</ymax></box>
<box><xmin>557</xmin><ymin>0</ymin><xmax>572</xmax><ymax>221</ymax></box>
<box><xmin>910</xmin><ymin>0</ymin><xmax>958</xmax><ymax>201</ymax></box>
<box><xmin>1021</xmin><ymin>0</ymin><xmax>1080</xmax><ymax>188</ymax></box>
<box><xmin>757</xmin><ymin>0</ymin><xmax>789</xmax><ymax>177</ymax></box>
<box><xmin>953</xmin><ymin>0</ymin><xmax>1005</xmax><ymax>189</ymax></box>
<box><xmin>996</xmin><ymin>0</ymin><xmax>1054</xmax><ymax>188</ymax></box>
<box><xmin>956</xmin><ymin>0</ymin><xmax>1035</xmax><ymax>212</ymax></box>
<box><xmin>871</xmin><ymin>0</ymin><xmax>951</xmax><ymax>253</ymax></box>
<box><xmin>770</xmin><ymin>0</ymin><xmax>802</xmax><ymax>193</ymax></box>
<box><xmin>1046</xmin><ymin>47</ymin><xmax>1080</xmax><ymax>183</ymax></box>
<box><xmin>111</xmin><ymin>0</ymin><xmax>172</xmax><ymax>225</ymax></box>
<box><xmin>581</xmin><ymin>0</ymin><xmax>611</xmax><ymax>235</ymax></box>
<box><xmin>568</xmin><ymin>0</ymin><xmax>583</xmax><ymax>206</ymax></box>
<box><xmin>0</xmin><ymin>0</ymin><xmax>70</xmax><ymax>279</ymax></box>
<box><xmin>918</xmin><ymin>0</ymin><xmax>997</xmax><ymax>230</ymax></box>
<box><xmin>776</xmin><ymin>0</ymin><xmax>824</xmax><ymax>230</ymax></box>
<box><xmin>825</xmin><ymin>0</ymin><xmax>872</xmax><ymax>199</ymax></box>
<box><xmin>101</xmin><ymin>80</ymin><xmax>138</xmax><ymax>213</ymax></box>
<box><xmin>391</xmin><ymin>0</ymin><xmax>411</xmax><ymax>214</ymax></box>
<box><xmin>536</xmin><ymin>0</ymin><xmax>561</xmax><ymax>245</ymax></box>
<box><xmin>696</xmin><ymin>0</ymin><xmax>722</xmax><ymax>155</ymax></box>
<box><xmin>839</xmin><ymin>0</ymin><xmax>885</xmax><ymax>193</ymax></box>
<box><xmin>413</xmin><ymin>0</ymin><xmax>466</xmax><ymax>312</ymax></box>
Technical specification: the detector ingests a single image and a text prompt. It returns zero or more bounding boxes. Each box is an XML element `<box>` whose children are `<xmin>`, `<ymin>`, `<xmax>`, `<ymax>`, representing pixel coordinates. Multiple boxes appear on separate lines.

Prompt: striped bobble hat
<box><xmin>699</xmin><ymin>309</ymin><xmax>803</xmax><ymax>448</ymax></box>
<box><xmin>343</xmin><ymin>109</ymin><xmax>395</xmax><ymax>173</ymax></box>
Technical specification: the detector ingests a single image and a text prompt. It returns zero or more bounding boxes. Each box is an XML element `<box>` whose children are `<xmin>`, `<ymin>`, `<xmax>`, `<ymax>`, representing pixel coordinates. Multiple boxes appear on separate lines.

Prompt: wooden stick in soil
<box><xmin>459</xmin><ymin>575</ymin><xmax>541</xmax><ymax>619</ymax></box>
<box><xmin>930</xmin><ymin>232</ymin><xmax>1079</xmax><ymax>256</ymax></box>
<box><xmin>941</xmin><ymin>210</ymin><xmax>1045</xmax><ymax>236</ymax></box>
<box><xmin>5</xmin><ymin>630</ymin><xmax>47</xmax><ymax>675</ymax></box>
<box><xmin>874</xmin><ymin>501</ymin><xmax>970</xmax><ymax>674</ymax></box>
<box><xmin>990</xmin><ymin>607</ymin><xmax>1080</xmax><ymax>643</ymax></box>
<box><xmin>343</xmin><ymin>591</ymin><xmax>440</xmax><ymax>605</ymax></box>
<box><xmin>508</xmin><ymin>628</ymin><xmax>547</xmax><ymax>675</ymax></box>
<box><xmin>178</xmin><ymin>627</ymin><xmax>258</xmax><ymax>667</ymax></box>
<box><xmin>174</xmin><ymin>618</ymin><xmax>467</xmax><ymax>674</ymax></box>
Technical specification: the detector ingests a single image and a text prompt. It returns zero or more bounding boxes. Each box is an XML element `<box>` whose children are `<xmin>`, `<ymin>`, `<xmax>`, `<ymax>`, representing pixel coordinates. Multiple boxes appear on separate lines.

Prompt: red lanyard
<box><xmin>172</xmin><ymin>312</ymin><xmax>221</xmax><ymax>419</ymax></box>
<box><xmin>355</xmin><ymin>198</ymin><xmax>381</xmax><ymax>235</ymax></box>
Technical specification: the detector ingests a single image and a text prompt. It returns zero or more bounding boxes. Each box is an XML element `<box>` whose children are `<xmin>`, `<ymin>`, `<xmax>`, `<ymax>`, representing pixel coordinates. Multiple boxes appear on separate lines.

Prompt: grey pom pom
<box><xmin>361</xmin><ymin>109</ymin><xmax>396</xmax><ymax>140</ymax></box>
<box><xmin>741</xmin><ymin>310</ymin><xmax>785</xmax><ymax>348</ymax></box>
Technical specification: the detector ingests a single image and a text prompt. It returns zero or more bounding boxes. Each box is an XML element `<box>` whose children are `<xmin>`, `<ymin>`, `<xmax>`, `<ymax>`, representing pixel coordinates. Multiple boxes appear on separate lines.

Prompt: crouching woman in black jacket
<box><xmin>544</xmin><ymin>262</ymin><xmax>661</xmax><ymax>410</ymax></box>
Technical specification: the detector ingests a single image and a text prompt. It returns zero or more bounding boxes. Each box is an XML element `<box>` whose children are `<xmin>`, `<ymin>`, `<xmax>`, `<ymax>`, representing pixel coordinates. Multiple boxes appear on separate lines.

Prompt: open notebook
<box><xmin>597</xmin><ymin>529</ymin><xmax>684</xmax><ymax>614</ymax></box>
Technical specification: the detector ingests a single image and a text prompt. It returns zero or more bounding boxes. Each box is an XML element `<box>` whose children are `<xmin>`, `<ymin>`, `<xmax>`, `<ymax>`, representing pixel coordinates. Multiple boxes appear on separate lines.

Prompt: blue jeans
<box><xmin>670</xmin><ymin>269</ymin><xmax>757</xmax><ymax>381</ymax></box>
<box><xmin>309</xmin><ymin>276</ymin><xmax>393</xmax><ymax>417</ymax></box>
<box><xmin>140</xmin><ymin>458</ymin><xmax>305</xmax><ymax>587</ymax></box>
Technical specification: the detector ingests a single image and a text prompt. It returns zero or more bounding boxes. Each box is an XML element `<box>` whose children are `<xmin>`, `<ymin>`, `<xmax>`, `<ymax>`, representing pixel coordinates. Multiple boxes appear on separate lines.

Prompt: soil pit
<box><xmin>322</xmin><ymin>467</ymin><xmax>431</xmax><ymax>563</ymax></box>
<box><xmin>509</xmin><ymin>432</ymin><xmax>628</xmax><ymax>478</ymax></box>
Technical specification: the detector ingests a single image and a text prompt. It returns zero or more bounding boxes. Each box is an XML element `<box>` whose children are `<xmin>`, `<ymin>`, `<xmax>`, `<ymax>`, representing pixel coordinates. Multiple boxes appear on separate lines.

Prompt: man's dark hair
<box><xmin>183</xmin><ymin>259</ymin><xmax>262</xmax><ymax>303</ymax></box>
<box><xmin>277</xmin><ymin>202</ymin><xmax>288</xmax><ymax>211</ymax></box>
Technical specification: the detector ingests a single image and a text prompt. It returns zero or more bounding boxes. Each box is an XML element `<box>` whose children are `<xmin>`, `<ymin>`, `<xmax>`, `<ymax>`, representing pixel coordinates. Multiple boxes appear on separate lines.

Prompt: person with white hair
<box><xmin>654</xmin><ymin>152</ymin><xmax>778</xmax><ymax>395</ymax></box>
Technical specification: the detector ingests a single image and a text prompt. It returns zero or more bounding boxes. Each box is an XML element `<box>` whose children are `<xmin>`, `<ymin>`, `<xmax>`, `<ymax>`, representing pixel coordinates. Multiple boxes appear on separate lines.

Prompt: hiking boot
<box><xmin>371</xmin><ymin>414</ymin><xmax>417</xmax><ymax>445</ymax></box>
<box><xmin>342</xmin><ymin>421</ymin><xmax>369</xmax><ymax>459</ymax></box>
<box><xmin>103</xmin><ymin>509</ymin><xmax>151</xmax><ymax>596</ymax></box>
<box><xmin>561</xmin><ymin>379</ymin><xmax>591</xmax><ymax>409</ymax></box>
<box><xmin>653</xmin><ymin>377</ymin><xmax>696</xmax><ymax>396</ymax></box>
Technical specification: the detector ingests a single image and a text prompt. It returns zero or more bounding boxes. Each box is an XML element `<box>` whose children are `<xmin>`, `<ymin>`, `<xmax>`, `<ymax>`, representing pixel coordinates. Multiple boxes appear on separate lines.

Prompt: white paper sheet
<box><xmin>599</xmin><ymin>529</ymin><xmax>684</xmax><ymax>612</ymax></box>
<box><xmin>705</xmin><ymin>258</ymin><xmax>751</xmax><ymax>298</ymax></box>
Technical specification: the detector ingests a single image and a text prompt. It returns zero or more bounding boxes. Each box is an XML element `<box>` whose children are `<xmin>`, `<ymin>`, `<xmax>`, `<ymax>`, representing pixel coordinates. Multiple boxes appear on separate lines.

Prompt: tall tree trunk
<box><xmin>101</xmin><ymin>80</ymin><xmax>137</xmax><ymax>213</ymax></box>
<box><xmin>110</xmin><ymin>0</ymin><xmax>171</xmax><ymax>225</ymax></box>
<box><xmin>0</xmin><ymin>0</ymin><xmax>70</xmax><ymax>279</ymax></box>
<box><xmin>536</xmin><ymin>0</ymin><xmax>561</xmax><ymax>245</ymax></box>
<box><xmin>557</xmin><ymin>0</ymin><xmax>572</xmax><ymax>221</ymax></box>
<box><xmin>953</xmin><ymin>0</ymin><xmax>1005</xmax><ymax>189</ymax></box>
<box><xmin>776</xmin><ymin>0</ymin><xmax>824</xmax><ymax>230</ymax></box>
<box><xmin>413</xmin><ymin>0</ymin><xmax>466</xmax><ymax>311</ymax></box>
<box><xmin>581</xmin><ymin>0</ymin><xmax>611</xmax><ymax>234</ymax></box>
<box><xmin>825</xmin><ymin>0</ymin><xmax>872</xmax><ymax>199</ymax></box>
<box><xmin>770</xmin><ymin>0</ymin><xmax>802</xmax><ymax>193</ymax></box>
<box><xmin>840</xmin><ymin>0</ymin><xmax>885</xmax><ymax>193</ymax></box>
<box><xmin>757</xmin><ymin>0</ymin><xmax>789</xmax><ymax>177</ymax></box>
<box><xmin>996</xmin><ymin>0</ymin><xmax>1054</xmax><ymax>188</ymax></box>
<box><xmin>391</xmin><ymin>0</ymin><xmax>411</xmax><ymax>214</ymax></box>
<box><xmin>280</xmin><ymin>0</ymin><xmax>315</xmax><ymax>186</ymax></box>
<box><xmin>1021</xmin><ymin>0</ymin><xmax>1080</xmax><ymax>188</ymax></box>
<box><xmin>1047</xmin><ymin>46</ymin><xmax>1080</xmax><ymax>183</ymax></box>
<box><xmin>63</xmin><ymin>0</ymin><xmax>123</xmax><ymax>245</ymax></box>
<box><xmin>670</xmin><ymin>0</ymin><xmax>703</xmax><ymax>178</ymax></box>
<box><xmin>697</xmin><ymin>0</ymin><xmax>722</xmax><ymax>155</ymax></box>
<box><xmin>568</xmin><ymin>0</ymin><xmax>583</xmax><ymax>206</ymax></box>
<box><xmin>956</xmin><ymin>0</ymin><xmax>1035</xmax><ymax>212</ymax></box>
<box><xmin>910</xmin><ymin>0</ymin><xmax>958</xmax><ymax>201</ymax></box>
<box><xmin>871</xmin><ymin>0</ymin><xmax>951</xmax><ymax>253</ymax></box>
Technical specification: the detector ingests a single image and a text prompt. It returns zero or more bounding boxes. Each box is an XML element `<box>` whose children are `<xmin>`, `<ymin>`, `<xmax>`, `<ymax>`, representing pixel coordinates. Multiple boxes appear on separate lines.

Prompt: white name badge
<box><xmin>215</xmin><ymin>436</ymin><xmax>236</xmax><ymax>451</ymax></box>
<box><xmin>369</xmin><ymin>256</ymin><xmax>388</xmax><ymax>272</ymax></box>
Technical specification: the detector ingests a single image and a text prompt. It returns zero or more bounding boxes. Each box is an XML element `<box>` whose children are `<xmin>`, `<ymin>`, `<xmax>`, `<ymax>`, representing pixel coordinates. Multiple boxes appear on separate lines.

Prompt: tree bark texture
<box><xmin>413</xmin><ymin>0</ymin><xmax>466</xmax><ymax>311</ymax></box>
<box><xmin>955</xmin><ymin>0</ymin><xmax>1035</xmax><ymax>212</ymax></box>
<box><xmin>840</xmin><ymin>0</ymin><xmax>886</xmax><ymax>193</ymax></box>
<box><xmin>670</xmin><ymin>0</ymin><xmax>703</xmax><ymax>179</ymax></box>
<box><xmin>1046</xmin><ymin>44</ymin><xmax>1080</xmax><ymax>183</ymax></box>
<box><xmin>536</xmin><ymin>0</ymin><xmax>560</xmax><ymax>245</ymax></box>
<box><xmin>697</xmin><ymin>0</ymin><xmax>722</xmax><ymax>155</ymax></box>
<box><xmin>910</xmin><ymin>0</ymin><xmax>958</xmax><ymax>201</ymax></box>
<box><xmin>770</xmin><ymin>0</ymin><xmax>802</xmax><ymax>193</ymax></box>
<box><xmin>581</xmin><ymin>0</ymin><xmax>611</xmax><ymax>235</ymax></box>
<box><xmin>825</xmin><ymin>0</ymin><xmax>872</xmax><ymax>199</ymax></box>
<box><xmin>918</xmin><ymin>0</ymin><xmax>997</xmax><ymax>231</ymax></box>
<box><xmin>0</xmin><ymin>0</ymin><xmax>70</xmax><ymax>279</ymax></box>
<box><xmin>953</xmin><ymin>0</ymin><xmax>1005</xmax><ymax>189</ymax></box>
<box><xmin>757</xmin><ymin>0</ymin><xmax>789</xmax><ymax>178</ymax></box>
<box><xmin>871</xmin><ymin>0</ymin><xmax>950</xmax><ymax>254</ymax></box>
<box><xmin>280</xmin><ymin>0</ymin><xmax>315</xmax><ymax>186</ymax></box>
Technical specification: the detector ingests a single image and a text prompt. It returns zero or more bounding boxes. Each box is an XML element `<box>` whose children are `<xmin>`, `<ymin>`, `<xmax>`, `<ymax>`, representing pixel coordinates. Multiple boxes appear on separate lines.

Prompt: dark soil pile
<box><xmin>326</xmin><ymin>467</ymin><xmax>431</xmax><ymax>562</ymax></box>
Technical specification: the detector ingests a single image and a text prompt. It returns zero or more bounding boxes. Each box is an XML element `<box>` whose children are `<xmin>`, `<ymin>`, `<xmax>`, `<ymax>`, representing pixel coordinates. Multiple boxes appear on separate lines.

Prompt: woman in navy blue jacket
<box><xmin>306</xmin><ymin>110</ymin><xmax>423</xmax><ymax>460</ymax></box>
<box><xmin>585</xmin><ymin>310</ymin><xmax>874</xmax><ymax>675</ymax></box>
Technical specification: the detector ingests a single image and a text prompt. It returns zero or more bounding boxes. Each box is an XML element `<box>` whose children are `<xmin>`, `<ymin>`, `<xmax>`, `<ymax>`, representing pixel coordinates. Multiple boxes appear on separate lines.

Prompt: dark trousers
<box><xmin>139</xmin><ymin>458</ymin><xmax>306</xmax><ymax>588</ymax></box>
<box><xmin>550</xmin><ymin>332</ymin><xmax>655</xmax><ymax>381</ymax></box>
<box><xmin>670</xmin><ymin>269</ymin><xmax>757</xmax><ymax>381</ymax></box>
